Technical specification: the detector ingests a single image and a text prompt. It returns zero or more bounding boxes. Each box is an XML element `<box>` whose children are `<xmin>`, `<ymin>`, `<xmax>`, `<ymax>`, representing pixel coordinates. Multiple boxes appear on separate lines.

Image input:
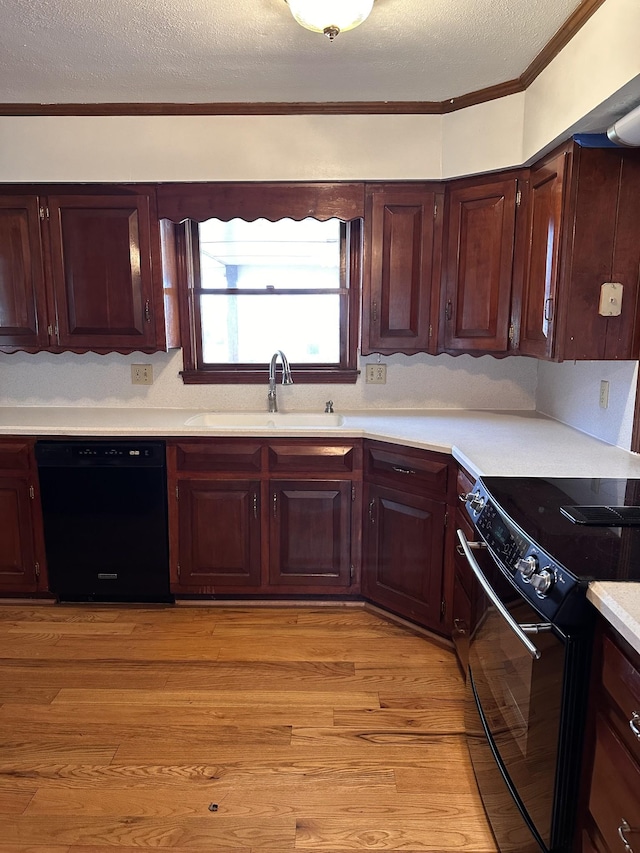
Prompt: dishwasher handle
<box><xmin>456</xmin><ymin>528</ymin><xmax>544</xmax><ymax>661</ymax></box>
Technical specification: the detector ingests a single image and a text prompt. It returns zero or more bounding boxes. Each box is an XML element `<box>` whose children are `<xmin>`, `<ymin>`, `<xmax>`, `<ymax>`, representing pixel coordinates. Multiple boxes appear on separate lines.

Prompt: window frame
<box><xmin>166</xmin><ymin>185</ymin><xmax>363</xmax><ymax>385</ymax></box>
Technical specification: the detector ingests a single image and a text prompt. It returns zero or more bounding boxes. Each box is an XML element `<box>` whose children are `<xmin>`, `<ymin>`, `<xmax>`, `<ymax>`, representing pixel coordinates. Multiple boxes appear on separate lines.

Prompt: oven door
<box><xmin>458</xmin><ymin>529</ymin><xmax>567</xmax><ymax>853</ymax></box>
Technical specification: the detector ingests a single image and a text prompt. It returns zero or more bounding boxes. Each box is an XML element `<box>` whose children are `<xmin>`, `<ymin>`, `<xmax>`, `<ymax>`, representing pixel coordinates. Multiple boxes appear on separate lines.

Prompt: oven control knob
<box><xmin>530</xmin><ymin>568</ymin><xmax>553</xmax><ymax>596</ymax></box>
<box><xmin>466</xmin><ymin>492</ymin><xmax>485</xmax><ymax>514</ymax></box>
<box><xmin>515</xmin><ymin>555</ymin><xmax>538</xmax><ymax>579</ymax></box>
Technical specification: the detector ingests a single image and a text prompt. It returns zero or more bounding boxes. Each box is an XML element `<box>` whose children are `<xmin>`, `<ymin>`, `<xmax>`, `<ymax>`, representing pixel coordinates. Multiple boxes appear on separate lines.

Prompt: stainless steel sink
<box><xmin>184</xmin><ymin>412</ymin><xmax>344</xmax><ymax>428</ymax></box>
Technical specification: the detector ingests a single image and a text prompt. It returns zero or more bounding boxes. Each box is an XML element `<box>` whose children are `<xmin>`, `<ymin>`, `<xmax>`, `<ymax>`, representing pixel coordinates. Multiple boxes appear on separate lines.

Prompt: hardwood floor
<box><xmin>0</xmin><ymin>603</ymin><xmax>497</xmax><ymax>852</ymax></box>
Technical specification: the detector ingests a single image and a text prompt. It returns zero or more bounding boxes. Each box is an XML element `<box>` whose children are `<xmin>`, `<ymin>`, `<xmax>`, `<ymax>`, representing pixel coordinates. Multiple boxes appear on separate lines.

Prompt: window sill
<box><xmin>181</xmin><ymin>368</ymin><xmax>360</xmax><ymax>385</ymax></box>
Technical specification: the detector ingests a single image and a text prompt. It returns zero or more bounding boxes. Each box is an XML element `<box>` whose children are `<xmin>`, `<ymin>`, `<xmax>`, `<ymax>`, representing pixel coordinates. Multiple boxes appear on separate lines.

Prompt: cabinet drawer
<box><xmin>365</xmin><ymin>442</ymin><xmax>448</xmax><ymax>496</ymax></box>
<box><xmin>268</xmin><ymin>442</ymin><xmax>359</xmax><ymax>475</ymax></box>
<box><xmin>601</xmin><ymin>633</ymin><xmax>640</xmax><ymax>762</ymax></box>
<box><xmin>588</xmin><ymin>713</ymin><xmax>640</xmax><ymax>853</ymax></box>
<box><xmin>457</xmin><ymin>465</ymin><xmax>475</xmax><ymax>500</ymax></box>
<box><xmin>173</xmin><ymin>441</ymin><xmax>263</xmax><ymax>473</ymax></box>
<box><xmin>0</xmin><ymin>441</ymin><xmax>31</xmax><ymax>472</ymax></box>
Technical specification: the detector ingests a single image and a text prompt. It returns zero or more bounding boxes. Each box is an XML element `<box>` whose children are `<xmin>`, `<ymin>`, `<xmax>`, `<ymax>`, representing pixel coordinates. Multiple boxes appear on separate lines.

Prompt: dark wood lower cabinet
<box><xmin>175</xmin><ymin>479</ymin><xmax>261</xmax><ymax>588</ymax></box>
<box><xmin>578</xmin><ymin>628</ymin><xmax>640</xmax><ymax>852</ymax></box>
<box><xmin>0</xmin><ymin>440</ymin><xmax>47</xmax><ymax>595</ymax></box>
<box><xmin>362</xmin><ymin>482</ymin><xmax>446</xmax><ymax>630</ymax></box>
<box><xmin>269</xmin><ymin>480</ymin><xmax>352</xmax><ymax>587</ymax></box>
<box><xmin>0</xmin><ymin>476</ymin><xmax>41</xmax><ymax>592</ymax></box>
<box><xmin>168</xmin><ymin>439</ymin><xmax>360</xmax><ymax>595</ymax></box>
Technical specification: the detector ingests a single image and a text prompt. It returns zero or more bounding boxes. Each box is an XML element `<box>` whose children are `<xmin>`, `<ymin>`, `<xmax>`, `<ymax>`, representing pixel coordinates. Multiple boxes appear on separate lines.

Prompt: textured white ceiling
<box><xmin>0</xmin><ymin>0</ymin><xmax>584</xmax><ymax>104</ymax></box>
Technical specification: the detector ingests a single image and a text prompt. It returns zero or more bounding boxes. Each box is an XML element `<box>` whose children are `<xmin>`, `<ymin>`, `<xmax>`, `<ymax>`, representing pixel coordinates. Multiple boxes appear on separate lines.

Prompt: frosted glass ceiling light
<box><xmin>286</xmin><ymin>0</ymin><xmax>374</xmax><ymax>40</ymax></box>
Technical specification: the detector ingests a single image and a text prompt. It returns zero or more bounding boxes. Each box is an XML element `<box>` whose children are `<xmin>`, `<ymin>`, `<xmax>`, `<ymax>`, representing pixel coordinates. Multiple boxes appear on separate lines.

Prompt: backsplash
<box><xmin>0</xmin><ymin>349</ymin><xmax>537</xmax><ymax>412</ymax></box>
<box><xmin>2</xmin><ymin>350</ymin><xmax>636</xmax><ymax>451</ymax></box>
<box><xmin>536</xmin><ymin>360</ymin><xmax>638</xmax><ymax>451</ymax></box>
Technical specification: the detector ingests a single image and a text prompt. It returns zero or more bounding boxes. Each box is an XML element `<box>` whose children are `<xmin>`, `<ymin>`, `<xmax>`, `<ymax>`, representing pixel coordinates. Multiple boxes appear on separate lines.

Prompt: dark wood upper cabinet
<box><xmin>515</xmin><ymin>151</ymin><xmax>567</xmax><ymax>359</ymax></box>
<box><xmin>362</xmin><ymin>184</ymin><xmax>443</xmax><ymax>355</ymax></box>
<box><xmin>516</xmin><ymin>142</ymin><xmax>640</xmax><ymax>362</ymax></box>
<box><xmin>0</xmin><ymin>187</ymin><xmax>178</xmax><ymax>354</ymax></box>
<box><xmin>47</xmin><ymin>195</ymin><xmax>157</xmax><ymax>349</ymax></box>
<box><xmin>0</xmin><ymin>196</ymin><xmax>49</xmax><ymax>349</ymax></box>
<box><xmin>442</xmin><ymin>175</ymin><xmax>520</xmax><ymax>353</ymax></box>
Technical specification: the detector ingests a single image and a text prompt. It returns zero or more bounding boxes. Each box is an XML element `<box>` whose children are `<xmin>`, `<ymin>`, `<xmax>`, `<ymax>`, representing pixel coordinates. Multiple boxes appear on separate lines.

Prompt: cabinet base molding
<box><xmin>363</xmin><ymin>601</ymin><xmax>453</xmax><ymax>648</ymax></box>
<box><xmin>174</xmin><ymin>597</ymin><xmax>367</xmax><ymax>608</ymax></box>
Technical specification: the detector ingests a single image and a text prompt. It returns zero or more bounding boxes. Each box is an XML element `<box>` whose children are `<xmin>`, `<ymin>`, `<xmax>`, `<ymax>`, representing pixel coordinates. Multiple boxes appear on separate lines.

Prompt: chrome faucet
<box><xmin>268</xmin><ymin>350</ymin><xmax>293</xmax><ymax>412</ymax></box>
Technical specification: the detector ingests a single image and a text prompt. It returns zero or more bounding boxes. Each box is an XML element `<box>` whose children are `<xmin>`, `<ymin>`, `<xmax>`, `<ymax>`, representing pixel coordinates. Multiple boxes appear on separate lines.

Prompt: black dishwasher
<box><xmin>35</xmin><ymin>440</ymin><xmax>173</xmax><ymax>603</ymax></box>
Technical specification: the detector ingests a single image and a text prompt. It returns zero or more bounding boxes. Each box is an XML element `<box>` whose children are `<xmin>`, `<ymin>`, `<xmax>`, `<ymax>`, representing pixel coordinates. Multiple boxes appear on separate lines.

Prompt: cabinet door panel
<box><xmin>48</xmin><ymin>195</ymin><xmax>157</xmax><ymax>349</ymax></box>
<box><xmin>0</xmin><ymin>476</ymin><xmax>38</xmax><ymax>591</ymax></box>
<box><xmin>365</xmin><ymin>442</ymin><xmax>448</xmax><ymax>497</ymax></box>
<box><xmin>363</xmin><ymin>483</ymin><xmax>445</xmax><ymax>629</ymax></box>
<box><xmin>518</xmin><ymin>153</ymin><xmax>566</xmax><ymax>358</ymax></box>
<box><xmin>561</xmin><ymin>150</ymin><xmax>640</xmax><ymax>361</ymax></box>
<box><xmin>443</xmin><ymin>179</ymin><xmax>517</xmax><ymax>352</ymax></box>
<box><xmin>0</xmin><ymin>196</ymin><xmax>49</xmax><ymax>349</ymax></box>
<box><xmin>269</xmin><ymin>480</ymin><xmax>351</xmax><ymax>586</ymax></box>
<box><xmin>268</xmin><ymin>443</ymin><xmax>357</xmax><ymax>475</ymax></box>
<box><xmin>176</xmin><ymin>479</ymin><xmax>261</xmax><ymax>588</ymax></box>
<box><xmin>363</xmin><ymin>186</ymin><xmax>441</xmax><ymax>354</ymax></box>
<box><xmin>588</xmin><ymin>713</ymin><xmax>640</xmax><ymax>853</ymax></box>
<box><xmin>175</xmin><ymin>441</ymin><xmax>263</xmax><ymax>474</ymax></box>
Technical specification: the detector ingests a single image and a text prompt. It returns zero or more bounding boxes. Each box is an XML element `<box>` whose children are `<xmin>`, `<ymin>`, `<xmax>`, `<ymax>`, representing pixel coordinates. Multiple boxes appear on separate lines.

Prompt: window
<box><xmin>160</xmin><ymin>183</ymin><xmax>363</xmax><ymax>384</ymax></box>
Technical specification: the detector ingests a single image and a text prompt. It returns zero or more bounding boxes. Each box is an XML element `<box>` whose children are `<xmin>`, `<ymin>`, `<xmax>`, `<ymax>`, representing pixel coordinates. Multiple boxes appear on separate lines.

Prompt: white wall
<box><xmin>536</xmin><ymin>360</ymin><xmax>638</xmax><ymax>450</ymax></box>
<box><xmin>0</xmin><ymin>0</ymin><xmax>637</xmax><ymax>183</ymax></box>
<box><xmin>0</xmin><ymin>349</ymin><xmax>537</xmax><ymax>413</ymax></box>
<box><xmin>522</xmin><ymin>0</ymin><xmax>640</xmax><ymax>161</ymax></box>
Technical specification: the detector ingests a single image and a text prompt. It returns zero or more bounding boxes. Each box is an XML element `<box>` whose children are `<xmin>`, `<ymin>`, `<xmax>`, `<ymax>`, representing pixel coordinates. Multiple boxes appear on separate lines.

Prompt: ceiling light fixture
<box><xmin>285</xmin><ymin>0</ymin><xmax>374</xmax><ymax>40</ymax></box>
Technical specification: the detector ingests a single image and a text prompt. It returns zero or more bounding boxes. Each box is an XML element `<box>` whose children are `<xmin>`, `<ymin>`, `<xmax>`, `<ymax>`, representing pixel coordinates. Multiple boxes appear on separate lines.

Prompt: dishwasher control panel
<box><xmin>35</xmin><ymin>440</ymin><xmax>166</xmax><ymax>467</ymax></box>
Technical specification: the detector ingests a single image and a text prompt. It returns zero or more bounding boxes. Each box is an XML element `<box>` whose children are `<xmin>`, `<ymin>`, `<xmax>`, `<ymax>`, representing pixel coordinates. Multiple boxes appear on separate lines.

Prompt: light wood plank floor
<box><xmin>0</xmin><ymin>603</ymin><xmax>497</xmax><ymax>852</ymax></box>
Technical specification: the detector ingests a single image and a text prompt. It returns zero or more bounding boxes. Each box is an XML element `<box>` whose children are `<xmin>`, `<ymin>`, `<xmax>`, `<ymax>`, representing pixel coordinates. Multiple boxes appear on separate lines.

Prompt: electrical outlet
<box><xmin>131</xmin><ymin>364</ymin><xmax>153</xmax><ymax>385</ymax></box>
<box><xmin>366</xmin><ymin>364</ymin><xmax>387</xmax><ymax>384</ymax></box>
<box><xmin>599</xmin><ymin>380</ymin><xmax>609</xmax><ymax>409</ymax></box>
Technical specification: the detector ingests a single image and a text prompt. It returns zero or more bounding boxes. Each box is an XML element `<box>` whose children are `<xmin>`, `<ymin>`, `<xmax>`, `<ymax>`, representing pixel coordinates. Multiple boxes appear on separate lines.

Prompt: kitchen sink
<box><xmin>184</xmin><ymin>412</ymin><xmax>345</xmax><ymax>428</ymax></box>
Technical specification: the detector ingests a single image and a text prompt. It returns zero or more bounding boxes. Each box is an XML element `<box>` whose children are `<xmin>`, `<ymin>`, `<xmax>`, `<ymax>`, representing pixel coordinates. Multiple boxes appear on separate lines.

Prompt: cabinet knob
<box><xmin>372</xmin><ymin>301</ymin><xmax>378</xmax><ymax>322</ymax></box>
<box><xmin>445</xmin><ymin>300</ymin><xmax>452</xmax><ymax>321</ymax></box>
<box><xmin>144</xmin><ymin>299</ymin><xmax>151</xmax><ymax>323</ymax></box>
<box><xmin>273</xmin><ymin>493</ymin><xmax>278</xmax><ymax>518</ymax></box>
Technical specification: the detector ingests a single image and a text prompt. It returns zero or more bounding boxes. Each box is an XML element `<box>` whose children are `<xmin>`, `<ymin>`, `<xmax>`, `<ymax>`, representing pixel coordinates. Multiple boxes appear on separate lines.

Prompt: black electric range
<box><xmin>466</xmin><ymin>476</ymin><xmax>640</xmax><ymax>627</ymax></box>
<box><xmin>461</xmin><ymin>476</ymin><xmax>640</xmax><ymax>853</ymax></box>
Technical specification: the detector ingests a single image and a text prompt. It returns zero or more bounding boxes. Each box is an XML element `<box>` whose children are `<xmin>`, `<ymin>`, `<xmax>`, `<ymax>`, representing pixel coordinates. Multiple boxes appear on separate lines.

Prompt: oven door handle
<box><xmin>456</xmin><ymin>529</ymin><xmax>543</xmax><ymax>661</ymax></box>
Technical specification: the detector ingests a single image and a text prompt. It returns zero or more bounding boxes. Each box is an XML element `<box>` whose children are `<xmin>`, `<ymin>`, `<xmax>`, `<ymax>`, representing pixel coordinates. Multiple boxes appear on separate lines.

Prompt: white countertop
<box><xmin>588</xmin><ymin>582</ymin><xmax>640</xmax><ymax>655</ymax></box>
<box><xmin>3</xmin><ymin>405</ymin><xmax>640</xmax><ymax>480</ymax></box>
<box><xmin>3</xmin><ymin>404</ymin><xmax>640</xmax><ymax>644</ymax></box>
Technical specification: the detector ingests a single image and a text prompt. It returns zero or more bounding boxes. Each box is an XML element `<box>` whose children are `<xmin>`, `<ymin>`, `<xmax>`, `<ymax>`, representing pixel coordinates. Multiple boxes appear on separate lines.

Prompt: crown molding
<box><xmin>0</xmin><ymin>0</ymin><xmax>606</xmax><ymax>118</ymax></box>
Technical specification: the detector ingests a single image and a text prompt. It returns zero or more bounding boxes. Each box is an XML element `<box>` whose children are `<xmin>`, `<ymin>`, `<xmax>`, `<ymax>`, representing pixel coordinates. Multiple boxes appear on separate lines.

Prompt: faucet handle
<box><xmin>325</xmin><ymin>400</ymin><xmax>334</xmax><ymax>413</ymax></box>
